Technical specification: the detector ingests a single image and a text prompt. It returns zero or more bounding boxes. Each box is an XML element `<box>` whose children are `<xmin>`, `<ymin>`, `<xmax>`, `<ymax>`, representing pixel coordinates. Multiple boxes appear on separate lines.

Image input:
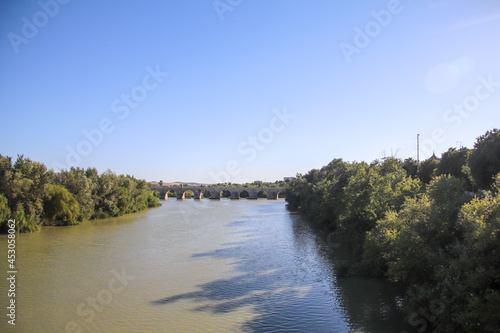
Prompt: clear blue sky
<box><xmin>1</xmin><ymin>0</ymin><xmax>499</xmax><ymax>183</ymax></box>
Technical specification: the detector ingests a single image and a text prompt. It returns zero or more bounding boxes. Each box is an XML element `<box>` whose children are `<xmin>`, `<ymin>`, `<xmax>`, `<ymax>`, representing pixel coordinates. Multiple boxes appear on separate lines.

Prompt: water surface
<box><xmin>0</xmin><ymin>199</ymin><xmax>416</xmax><ymax>332</ymax></box>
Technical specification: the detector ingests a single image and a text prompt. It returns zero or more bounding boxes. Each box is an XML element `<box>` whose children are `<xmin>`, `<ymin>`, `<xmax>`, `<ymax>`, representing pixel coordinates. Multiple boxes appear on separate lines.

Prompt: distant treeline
<box><xmin>0</xmin><ymin>155</ymin><xmax>160</xmax><ymax>233</ymax></box>
<box><xmin>284</xmin><ymin>129</ymin><xmax>500</xmax><ymax>332</ymax></box>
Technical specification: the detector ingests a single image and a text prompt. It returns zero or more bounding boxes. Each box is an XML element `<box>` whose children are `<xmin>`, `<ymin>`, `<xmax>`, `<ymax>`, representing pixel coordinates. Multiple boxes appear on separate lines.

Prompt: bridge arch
<box><xmin>257</xmin><ymin>190</ymin><xmax>268</xmax><ymax>199</ymax></box>
<box><xmin>180</xmin><ymin>189</ymin><xmax>195</xmax><ymax>200</ymax></box>
<box><xmin>164</xmin><ymin>189</ymin><xmax>177</xmax><ymax>200</ymax></box>
<box><xmin>267</xmin><ymin>190</ymin><xmax>282</xmax><ymax>200</ymax></box>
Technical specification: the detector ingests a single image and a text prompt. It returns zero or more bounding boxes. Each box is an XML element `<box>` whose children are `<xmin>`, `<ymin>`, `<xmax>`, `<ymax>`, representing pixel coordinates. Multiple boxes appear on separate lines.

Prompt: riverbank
<box><xmin>0</xmin><ymin>154</ymin><xmax>160</xmax><ymax>233</ymax></box>
<box><xmin>283</xmin><ymin>129</ymin><xmax>500</xmax><ymax>332</ymax></box>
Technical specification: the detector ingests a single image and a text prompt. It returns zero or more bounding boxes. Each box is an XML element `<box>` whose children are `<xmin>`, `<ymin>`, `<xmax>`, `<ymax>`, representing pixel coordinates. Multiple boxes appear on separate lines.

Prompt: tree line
<box><xmin>0</xmin><ymin>155</ymin><xmax>160</xmax><ymax>233</ymax></box>
<box><xmin>284</xmin><ymin>129</ymin><xmax>500</xmax><ymax>332</ymax></box>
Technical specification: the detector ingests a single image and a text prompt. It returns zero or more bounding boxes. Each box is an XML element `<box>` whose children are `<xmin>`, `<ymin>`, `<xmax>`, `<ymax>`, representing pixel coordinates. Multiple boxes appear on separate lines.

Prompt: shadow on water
<box><xmin>152</xmin><ymin>202</ymin><xmax>417</xmax><ymax>333</ymax></box>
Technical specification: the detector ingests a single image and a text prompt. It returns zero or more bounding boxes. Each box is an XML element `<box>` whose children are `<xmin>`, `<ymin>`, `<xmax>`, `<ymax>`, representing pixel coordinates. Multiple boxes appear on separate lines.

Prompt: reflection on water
<box><xmin>0</xmin><ymin>199</ymin><xmax>416</xmax><ymax>332</ymax></box>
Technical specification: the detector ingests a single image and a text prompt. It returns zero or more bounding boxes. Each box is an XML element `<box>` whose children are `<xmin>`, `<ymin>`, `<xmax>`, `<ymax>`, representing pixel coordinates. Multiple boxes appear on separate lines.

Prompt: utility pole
<box><xmin>417</xmin><ymin>134</ymin><xmax>420</xmax><ymax>173</ymax></box>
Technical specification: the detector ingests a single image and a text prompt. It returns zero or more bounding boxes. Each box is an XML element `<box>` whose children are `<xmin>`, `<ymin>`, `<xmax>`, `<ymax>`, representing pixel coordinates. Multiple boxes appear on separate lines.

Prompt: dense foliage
<box><xmin>468</xmin><ymin>129</ymin><xmax>500</xmax><ymax>190</ymax></box>
<box><xmin>0</xmin><ymin>155</ymin><xmax>160</xmax><ymax>233</ymax></box>
<box><xmin>285</xmin><ymin>129</ymin><xmax>500</xmax><ymax>332</ymax></box>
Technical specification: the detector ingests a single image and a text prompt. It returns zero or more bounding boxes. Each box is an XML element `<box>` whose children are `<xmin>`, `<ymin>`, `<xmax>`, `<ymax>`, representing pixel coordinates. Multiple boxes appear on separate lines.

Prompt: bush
<box><xmin>43</xmin><ymin>184</ymin><xmax>80</xmax><ymax>225</ymax></box>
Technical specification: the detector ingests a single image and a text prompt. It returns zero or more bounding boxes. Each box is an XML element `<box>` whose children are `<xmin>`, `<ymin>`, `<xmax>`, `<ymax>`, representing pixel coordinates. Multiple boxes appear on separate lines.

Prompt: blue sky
<box><xmin>1</xmin><ymin>0</ymin><xmax>499</xmax><ymax>183</ymax></box>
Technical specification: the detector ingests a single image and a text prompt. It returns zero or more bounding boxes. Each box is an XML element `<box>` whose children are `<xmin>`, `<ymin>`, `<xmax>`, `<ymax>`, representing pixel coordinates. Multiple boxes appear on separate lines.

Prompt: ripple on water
<box><xmin>0</xmin><ymin>199</ymin><xmax>415</xmax><ymax>332</ymax></box>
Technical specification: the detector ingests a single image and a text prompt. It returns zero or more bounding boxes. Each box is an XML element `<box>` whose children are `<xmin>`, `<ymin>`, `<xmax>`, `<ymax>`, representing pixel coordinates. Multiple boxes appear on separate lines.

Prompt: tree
<box><xmin>4</xmin><ymin>155</ymin><xmax>50</xmax><ymax>231</ymax></box>
<box><xmin>493</xmin><ymin>173</ymin><xmax>500</xmax><ymax>194</ymax></box>
<box><xmin>58</xmin><ymin>167</ymin><xmax>94</xmax><ymax>220</ymax></box>
<box><xmin>363</xmin><ymin>195</ymin><xmax>432</xmax><ymax>282</ymax></box>
<box><xmin>436</xmin><ymin>147</ymin><xmax>472</xmax><ymax>190</ymax></box>
<box><xmin>147</xmin><ymin>192</ymin><xmax>160</xmax><ymax>207</ymax></box>
<box><xmin>0</xmin><ymin>194</ymin><xmax>11</xmax><ymax>232</ymax></box>
<box><xmin>283</xmin><ymin>129</ymin><xmax>500</xmax><ymax>332</ymax></box>
<box><xmin>468</xmin><ymin>129</ymin><xmax>500</xmax><ymax>190</ymax></box>
<box><xmin>453</xmin><ymin>195</ymin><xmax>500</xmax><ymax>332</ymax></box>
<box><xmin>11</xmin><ymin>202</ymin><xmax>40</xmax><ymax>233</ymax></box>
<box><xmin>363</xmin><ymin>175</ymin><xmax>475</xmax><ymax>331</ymax></box>
<box><xmin>43</xmin><ymin>184</ymin><xmax>80</xmax><ymax>225</ymax></box>
<box><xmin>116</xmin><ymin>187</ymin><xmax>133</xmax><ymax>214</ymax></box>
<box><xmin>339</xmin><ymin>159</ymin><xmax>421</xmax><ymax>253</ymax></box>
<box><xmin>0</xmin><ymin>155</ymin><xmax>13</xmax><ymax>196</ymax></box>
<box><xmin>403</xmin><ymin>157</ymin><xmax>418</xmax><ymax>178</ymax></box>
<box><xmin>0</xmin><ymin>155</ymin><xmax>160</xmax><ymax>232</ymax></box>
<box><xmin>417</xmin><ymin>154</ymin><xmax>440</xmax><ymax>184</ymax></box>
<box><xmin>319</xmin><ymin>159</ymin><xmax>350</xmax><ymax>228</ymax></box>
<box><xmin>94</xmin><ymin>170</ymin><xmax>120</xmax><ymax>218</ymax></box>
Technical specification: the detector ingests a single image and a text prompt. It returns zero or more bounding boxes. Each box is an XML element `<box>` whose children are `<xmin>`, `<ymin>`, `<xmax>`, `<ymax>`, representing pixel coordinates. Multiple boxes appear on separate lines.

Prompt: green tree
<box><xmin>363</xmin><ymin>175</ymin><xmax>474</xmax><ymax>331</ymax></box>
<box><xmin>370</xmin><ymin>175</ymin><xmax>467</xmax><ymax>282</ymax></box>
<box><xmin>340</xmin><ymin>159</ymin><xmax>420</xmax><ymax>253</ymax></box>
<box><xmin>116</xmin><ymin>187</ymin><xmax>133</xmax><ymax>214</ymax></box>
<box><xmin>363</xmin><ymin>195</ymin><xmax>432</xmax><ymax>281</ymax></box>
<box><xmin>403</xmin><ymin>157</ymin><xmax>418</xmax><ymax>178</ymax></box>
<box><xmin>11</xmin><ymin>202</ymin><xmax>40</xmax><ymax>233</ymax></box>
<box><xmin>0</xmin><ymin>155</ymin><xmax>13</xmax><ymax>196</ymax></box>
<box><xmin>417</xmin><ymin>154</ymin><xmax>440</xmax><ymax>184</ymax></box>
<box><xmin>94</xmin><ymin>170</ymin><xmax>120</xmax><ymax>218</ymax></box>
<box><xmin>1</xmin><ymin>155</ymin><xmax>160</xmax><ymax>232</ymax></box>
<box><xmin>147</xmin><ymin>192</ymin><xmax>160</xmax><ymax>207</ymax></box>
<box><xmin>58</xmin><ymin>167</ymin><xmax>94</xmax><ymax>220</ymax></box>
<box><xmin>318</xmin><ymin>159</ymin><xmax>350</xmax><ymax>228</ymax></box>
<box><xmin>493</xmin><ymin>173</ymin><xmax>500</xmax><ymax>194</ymax></box>
<box><xmin>436</xmin><ymin>147</ymin><xmax>471</xmax><ymax>189</ymax></box>
<box><xmin>43</xmin><ymin>184</ymin><xmax>80</xmax><ymax>225</ymax></box>
<box><xmin>0</xmin><ymin>194</ymin><xmax>11</xmax><ymax>232</ymax></box>
<box><xmin>453</xmin><ymin>195</ymin><xmax>500</xmax><ymax>332</ymax></box>
<box><xmin>4</xmin><ymin>155</ymin><xmax>51</xmax><ymax>231</ymax></box>
<box><xmin>284</xmin><ymin>129</ymin><xmax>500</xmax><ymax>332</ymax></box>
<box><xmin>468</xmin><ymin>129</ymin><xmax>500</xmax><ymax>190</ymax></box>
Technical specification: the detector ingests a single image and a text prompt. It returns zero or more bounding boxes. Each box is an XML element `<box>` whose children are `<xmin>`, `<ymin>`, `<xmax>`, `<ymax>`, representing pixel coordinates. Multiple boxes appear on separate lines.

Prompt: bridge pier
<box><xmin>267</xmin><ymin>190</ymin><xmax>280</xmax><ymax>200</ymax></box>
<box><xmin>209</xmin><ymin>190</ymin><xmax>221</xmax><ymax>199</ymax></box>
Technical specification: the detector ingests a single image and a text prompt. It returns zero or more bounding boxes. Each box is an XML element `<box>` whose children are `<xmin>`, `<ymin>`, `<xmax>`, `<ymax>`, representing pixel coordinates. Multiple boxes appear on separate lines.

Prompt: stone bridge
<box><xmin>150</xmin><ymin>187</ymin><xmax>284</xmax><ymax>200</ymax></box>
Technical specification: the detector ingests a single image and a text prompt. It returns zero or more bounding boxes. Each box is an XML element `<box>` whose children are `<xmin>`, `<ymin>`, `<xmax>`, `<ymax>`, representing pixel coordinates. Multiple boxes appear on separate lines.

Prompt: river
<box><xmin>1</xmin><ymin>199</ymin><xmax>417</xmax><ymax>332</ymax></box>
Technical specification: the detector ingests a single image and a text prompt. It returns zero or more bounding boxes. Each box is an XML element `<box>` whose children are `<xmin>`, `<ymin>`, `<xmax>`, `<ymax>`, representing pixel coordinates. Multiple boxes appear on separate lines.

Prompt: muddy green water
<box><xmin>0</xmin><ymin>199</ymin><xmax>417</xmax><ymax>332</ymax></box>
